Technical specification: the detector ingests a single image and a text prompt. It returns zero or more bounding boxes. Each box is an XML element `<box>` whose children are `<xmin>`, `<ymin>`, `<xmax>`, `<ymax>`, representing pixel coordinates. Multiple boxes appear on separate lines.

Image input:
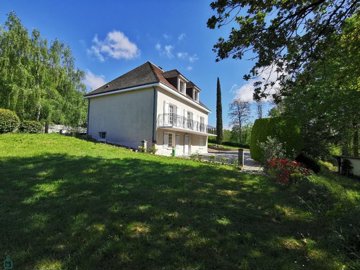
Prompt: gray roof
<box><xmin>85</xmin><ymin>61</ymin><xmax>209</xmax><ymax>111</ymax></box>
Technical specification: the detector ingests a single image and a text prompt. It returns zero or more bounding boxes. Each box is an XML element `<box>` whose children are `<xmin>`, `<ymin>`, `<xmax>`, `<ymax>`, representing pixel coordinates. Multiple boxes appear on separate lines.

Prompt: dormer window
<box><xmin>194</xmin><ymin>91</ymin><xmax>199</xmax><ymax>102</ymax></box>
<box><xmin>179</xmin><ymin>80</ymin><xmax>186</xmax><ymax>94</ymax></box>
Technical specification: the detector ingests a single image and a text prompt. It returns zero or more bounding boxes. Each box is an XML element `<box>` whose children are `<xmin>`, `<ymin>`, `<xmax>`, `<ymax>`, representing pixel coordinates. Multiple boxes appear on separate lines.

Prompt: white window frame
<box><xmin>200</xmin><ymin>116</ymin><xmax>205</xmax><ymax>132</ymax></box>
<box><xmin>179</xmin><ymin>80</ymin><xmax>186</xmax><ymax>94</ymax></box>
<box><xmin>169</xmin><ymin>104</ymin><xmax>174</xmax><ymax>124</ymax></box>
<box><xmin>195</xmin><ymin>91</ymin><xmax>199</xmax><ymax>101</ymax></box>
<box><xmin>187</xmin><ymin>111</ymin><xmax>193</xmax><ymax>129</ymax></box>
<box><xmin>164</xmin><ymin>132</ymin><xmax>175</xmax><ymax>149</ymax></box>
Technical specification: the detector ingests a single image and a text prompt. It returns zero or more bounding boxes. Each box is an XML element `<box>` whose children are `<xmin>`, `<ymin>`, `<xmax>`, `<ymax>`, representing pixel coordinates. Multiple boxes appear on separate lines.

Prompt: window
<box><xmin>99</xmin><ymin>131</ymin><xmax>106</xmax><ymax>139</ymax></box>
<box><xmin>187</xmin><ymin>111</ymin><xmax>193</xmax><ymax>129</ymax></box>
<box><xmin>169</xmin><ymin>105</ymin><xmax>174</xmax><ymax>124</ymax></box>
<box><xmin>194</xmin><ymin>91</ymin><xmax>199</xmax><ymax>101</ymax></box>
<box><xmin>164</xmin><ymin>132</ymin><xmax>174</xmax><ymax>148</ymax></box>
<box><xmin>179</xmin><ymin>80</ymin><xmax>186</xmax><ymax>94</ymax></box>
<box><xmin>168</xmin><ymin>133</ymin><xmax>173</xmax><ymax>147</ymax></box>
<box><xmin>200</xmin><ymin>117</ymin><xmax>205</xmax><ymax>132</ymax></box>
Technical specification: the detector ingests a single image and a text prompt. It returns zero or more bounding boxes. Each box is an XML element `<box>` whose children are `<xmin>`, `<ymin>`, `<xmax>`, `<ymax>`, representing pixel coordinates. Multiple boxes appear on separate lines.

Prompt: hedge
<box><xmin>250</xmin><ymin>117</ymin><xmax>303</xmax><ymax>161</ymax></box>
<box><xmin>0</xmin><ymin>108</ymin><xmax>20</xmax><ymax>134</ymax></box>
<box><xmin>208</xmin><ymin>137</ymin><xmax>249</xmax><ymax>149</ymax></box>
<box><xmin>20</xmin><ymin>120</ymin><xmax>43</xmax><ymax>133</ymax></box>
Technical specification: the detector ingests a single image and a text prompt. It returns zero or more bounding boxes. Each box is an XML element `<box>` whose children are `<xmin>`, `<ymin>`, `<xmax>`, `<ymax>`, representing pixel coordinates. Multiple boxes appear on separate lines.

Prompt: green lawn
<box><xmin>0</xmin><ymin>134</ymin><xmax>359</xmax><ymax>270</ymax></box>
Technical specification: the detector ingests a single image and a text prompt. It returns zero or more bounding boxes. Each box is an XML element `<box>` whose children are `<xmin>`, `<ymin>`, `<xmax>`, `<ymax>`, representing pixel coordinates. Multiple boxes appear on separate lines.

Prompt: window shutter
<box><xmin>164</xmin><ymin>101</ymin><xmax>169</xmax><ymax>124</ymax></box>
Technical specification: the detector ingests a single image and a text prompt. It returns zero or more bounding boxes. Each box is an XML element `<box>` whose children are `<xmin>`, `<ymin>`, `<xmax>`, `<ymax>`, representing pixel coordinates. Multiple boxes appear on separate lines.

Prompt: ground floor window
<box><xmin>164</xmin><ymin>132</ymin><xmax>174</xmax><ymax>148</ymax></box>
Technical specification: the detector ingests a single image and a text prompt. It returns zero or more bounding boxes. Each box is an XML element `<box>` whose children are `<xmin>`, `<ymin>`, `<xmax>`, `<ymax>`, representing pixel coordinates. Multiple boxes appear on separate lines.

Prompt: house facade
<box><xmin>85</xmin><ymin>61</ymin><xmax>215</xmax><ymax>156</ymax></box>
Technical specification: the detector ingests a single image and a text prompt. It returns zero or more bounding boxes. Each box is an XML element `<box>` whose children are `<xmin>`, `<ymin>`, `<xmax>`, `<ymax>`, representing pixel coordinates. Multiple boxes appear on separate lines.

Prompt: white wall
<box><xmin>88</xmin><ymin>88</ymin><xmax>155</xmax><ymax>149</ymax></box>
<box><xmin>156</xmin><ymin>129</ymin><xmax>208</xmax><ymax>156</ymax></box>
<box><xmin>155</xmin><ymin>87</ymin><xmax>209</xmax><ymax>156</ymax></box>
<box><xmin>156</xmin><ymin>87</ymin><xmax>209</xmax><ymax>128</ymax></box>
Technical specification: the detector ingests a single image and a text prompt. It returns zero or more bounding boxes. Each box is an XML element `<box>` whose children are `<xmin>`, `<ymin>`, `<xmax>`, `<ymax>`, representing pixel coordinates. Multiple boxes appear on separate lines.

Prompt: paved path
<box><xmin>205</xmin><ymin>149</ymin><xmax>263</xmax><ymax>172</ymax></box>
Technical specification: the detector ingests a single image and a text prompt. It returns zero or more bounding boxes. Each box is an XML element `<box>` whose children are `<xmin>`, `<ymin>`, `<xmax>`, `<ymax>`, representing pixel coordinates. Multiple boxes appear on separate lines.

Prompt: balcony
<box><xmin>157</xmin><ymin>113</ymin><xmax>216</xmax><ymax>136</ymax></box>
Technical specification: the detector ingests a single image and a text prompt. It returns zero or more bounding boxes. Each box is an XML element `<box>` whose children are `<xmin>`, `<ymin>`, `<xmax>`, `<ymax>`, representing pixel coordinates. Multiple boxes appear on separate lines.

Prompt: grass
<box><xmin>0</xmin><ymin>134</ymin><xmax>359</xmax><ymax>270</ymax></box>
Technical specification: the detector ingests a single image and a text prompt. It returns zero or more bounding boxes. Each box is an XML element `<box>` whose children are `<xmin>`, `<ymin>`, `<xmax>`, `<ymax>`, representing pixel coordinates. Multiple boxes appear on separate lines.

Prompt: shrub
<box><xmin>295</xmin><ymin>153</ymin><xmax>321</xmax><ymax>173</ymax></box>
<box><xmin>147</xmin><ymin>145</ymin><xmax>157</xmax><ymax>154</ymax></box>
<box><xmin>208</xmin><ymin>138</ymin><xmax>250</xmax><ymax>149</ymax></box>
<box><xmin>0</xmin><ymin>108</ymin><xmax>20</xmax><ymax>133</ymax></box>
<box><xmin>258</xmin><ymin>136</ymin><xmax>286</xmax><ymax>167</ymax></box>
<box><xmin>267</xmin><ymin>158</ymin><xmax>311</xmax><ymax>185</ymax></box>
<box><xmin>222</xmin><ymin>141</ymin><xmax>250</xmax><ymax>149</ymax></box>
<box><xmin>341</xmin><ymin>159</ymin><xmax>353</xmax><ymax>176</ymax></box>
<box><xmin>250</xmin><ymin>117</ymin><xmax>303</xmax><ymax>161</ymax></box>
<box><xmin>19</xmin><ymin>120</ymin><xmax>43</xmax><ymax>133</ymax></box>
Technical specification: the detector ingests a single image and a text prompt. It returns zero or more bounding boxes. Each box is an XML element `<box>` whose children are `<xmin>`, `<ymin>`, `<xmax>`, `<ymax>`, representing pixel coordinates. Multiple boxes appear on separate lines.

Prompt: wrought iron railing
<box><xmin>157</xmin><ymin>113</ymin><xmax>216</xmax><ymax>135</ymax></box>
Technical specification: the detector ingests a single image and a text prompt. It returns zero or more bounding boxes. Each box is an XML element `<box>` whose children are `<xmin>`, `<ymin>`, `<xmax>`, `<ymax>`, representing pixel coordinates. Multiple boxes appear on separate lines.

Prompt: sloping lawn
<box><xmin>0</xmin><ymin>134</ymin><xmax>359</xmax><ymax>269</ymax></box>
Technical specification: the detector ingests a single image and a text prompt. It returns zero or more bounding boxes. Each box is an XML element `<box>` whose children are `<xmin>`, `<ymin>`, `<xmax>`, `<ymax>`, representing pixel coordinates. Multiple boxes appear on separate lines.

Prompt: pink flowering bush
<box><xmin>266</xmin><ymin>158</ymin><xmax>311</xmax><ymax>185</ymax></box>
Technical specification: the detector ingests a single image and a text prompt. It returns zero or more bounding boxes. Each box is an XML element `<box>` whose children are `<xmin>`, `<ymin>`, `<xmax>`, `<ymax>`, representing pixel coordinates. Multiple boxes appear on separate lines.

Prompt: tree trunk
<box><xmin>238</xmin><ymin>123</ymin><xmax>242</xmax><ymax>143</ymax></box>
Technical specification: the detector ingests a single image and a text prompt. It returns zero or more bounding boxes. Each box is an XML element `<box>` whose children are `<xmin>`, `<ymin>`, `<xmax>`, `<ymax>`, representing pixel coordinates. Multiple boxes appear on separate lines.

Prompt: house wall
<box><xmin>156</xmin><ymin>87</ymin><xmax>208</xmax><ymax>126</ymax></box>
<box><xmin>88</xmin><ymin>88</ymin><xmax>155</xmax><ymax>149</ymax></box>
<box><xmin>155</xmin><ymin>87</ymin><xmax>209</xmax><ymax>156</ymax></box>
<box><xmin>156</xmin><ymin>129</ymin><xmax>208</xmax><ymax>156</ymax></box>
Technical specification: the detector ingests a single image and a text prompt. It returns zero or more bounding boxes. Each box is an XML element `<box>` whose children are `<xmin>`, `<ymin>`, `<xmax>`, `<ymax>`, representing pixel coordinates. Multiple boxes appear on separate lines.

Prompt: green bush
<box><xmin>250</xmin><ymin>117</ymin><xmax>303</xmax><ymax>161</ymax></box>
<box><xmin>19</xmin><ymin>120</ymin><xmax>43</xmax><ymax>133</ymax></box>
<box><xmin>208</xmin><ymin>138</ymin><xmax>249</xmax><ymax>149</ymax></box>
<box><xmin>0</xmin><ymin>108</ymin><xmax>20</xmax><ymax>134</ymax></box>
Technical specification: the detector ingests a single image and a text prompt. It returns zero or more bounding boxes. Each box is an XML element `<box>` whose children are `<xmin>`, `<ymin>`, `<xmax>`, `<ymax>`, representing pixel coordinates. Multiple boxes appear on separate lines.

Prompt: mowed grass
<box><xmin>0</xmin><ymin>134</ymin><xmax>359</xmax><ymax>270</ymax></box>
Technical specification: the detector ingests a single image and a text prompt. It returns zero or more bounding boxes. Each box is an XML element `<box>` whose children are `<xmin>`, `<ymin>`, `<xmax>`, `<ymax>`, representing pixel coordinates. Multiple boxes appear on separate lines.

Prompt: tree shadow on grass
<box><xmin>0</xmin><ymin>154</ymin><xmax>354</xmax><ymax>269</ymax></box>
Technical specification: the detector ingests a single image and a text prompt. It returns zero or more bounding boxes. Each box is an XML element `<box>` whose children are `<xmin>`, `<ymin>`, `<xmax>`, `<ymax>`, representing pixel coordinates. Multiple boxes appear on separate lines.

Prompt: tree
<box><xmin>256</xmin><ymin>101</ymin><xmax>262</xmax><ymax>119</ymax></box>
<box><xmin>282</xmin><ymin>14</ymin><xmax>360</xmax><ymax>157</ymax></box>
<box><xmin>216</xmin><ymin>77</ymin><xmax>223</xmax><ymax>143</ymax></box>
<box><xmin>0</xmin><ymin>12</ymin><xmax>87</xmax><ymax>127</ymax></box>
<box><xmin>229</xmin><ymin>99</ymin><xmax>250</xmax><ymax>143</ymax></box>
<box><xmin>207</xmin><ymin>0</ymin><xmax>359</xmax><ymax>101</ymax></box>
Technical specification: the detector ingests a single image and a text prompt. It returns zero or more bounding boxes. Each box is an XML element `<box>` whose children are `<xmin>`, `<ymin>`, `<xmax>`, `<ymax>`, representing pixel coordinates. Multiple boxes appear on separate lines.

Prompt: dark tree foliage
<box><xmin>216</xmin><ymin>77</ymin><xmax>223</xmax><ymax>143</ymax></box>
<box><xmin>207</xmin><ymin>0</ymin><xmax>359</xmax><ymax>101</ymax></box>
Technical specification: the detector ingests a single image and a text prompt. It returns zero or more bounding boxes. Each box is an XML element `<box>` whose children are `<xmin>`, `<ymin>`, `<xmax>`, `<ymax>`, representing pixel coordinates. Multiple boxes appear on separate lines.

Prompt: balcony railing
<box><xmin>157</xmin><ymin>113</ymin><xmax>216</xmax><ymax>135</ymax></box>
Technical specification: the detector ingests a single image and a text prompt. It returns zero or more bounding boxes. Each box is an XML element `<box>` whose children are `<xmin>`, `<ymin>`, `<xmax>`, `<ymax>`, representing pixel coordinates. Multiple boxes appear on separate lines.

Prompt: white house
<box><xmin>85</xmin><ymin>61</ymin><xmax>216</xmax><ymax>156</ymax></box>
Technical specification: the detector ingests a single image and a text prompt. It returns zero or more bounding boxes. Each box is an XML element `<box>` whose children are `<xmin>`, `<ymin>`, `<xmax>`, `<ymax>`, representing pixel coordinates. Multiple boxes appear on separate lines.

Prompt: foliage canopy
<box><xmin>0</xmin><ymin>12</ymin><xmax>87</xmax><ymax>126</ymax></box>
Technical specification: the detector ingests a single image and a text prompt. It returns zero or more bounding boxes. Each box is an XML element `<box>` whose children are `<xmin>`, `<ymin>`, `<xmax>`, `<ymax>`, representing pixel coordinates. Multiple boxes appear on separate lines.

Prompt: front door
<box><xmin>184</xmin><ymin>135</ymin><xmax>191</xmax><ymax>155</ymax></box>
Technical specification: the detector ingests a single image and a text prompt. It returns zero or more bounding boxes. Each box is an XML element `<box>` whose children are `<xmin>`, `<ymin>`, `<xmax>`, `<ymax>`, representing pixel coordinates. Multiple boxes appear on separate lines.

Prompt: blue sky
<box><xmin>1</xmin><ymin>0</ymin><xmax>273</xmax><ymax>127</ymax></box>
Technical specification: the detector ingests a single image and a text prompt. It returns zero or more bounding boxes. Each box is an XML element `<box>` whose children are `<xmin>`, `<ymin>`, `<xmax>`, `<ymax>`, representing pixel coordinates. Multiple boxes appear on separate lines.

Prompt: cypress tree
<box><xmin>216</xmin><ymin>77</ymin><xmax>223</xmax><ymax>144</ymax></box>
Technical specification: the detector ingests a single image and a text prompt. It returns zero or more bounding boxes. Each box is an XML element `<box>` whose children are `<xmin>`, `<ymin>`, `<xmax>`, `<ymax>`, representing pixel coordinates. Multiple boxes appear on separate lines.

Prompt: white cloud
<box><xmin>156</xmin><ymin>39</ymin><xmax>198</xmax><ymax>64</ymax></box>
<box><xmin>83</xmin><ymin>70</ymin><xmax>106</xmax><ymax>91</ymax></box>
<box><xmin>186</xmin><ymin>66</ymin><xmax>193</xmax><ymax>71</ymax></box>
<box><xmin>178</xmin><ymin>33</ymin><xmax>186</xmax><ymax>41</ymax></box>
<box><xmin>156</xmin><ymin>43</ymin><xmax>174</xmax><ymax>58</ymax></box>
<box><xmin>88</xmin><ymin>30</ymin><xmax>140</xmax><ymax>61</ymax></box>
<box><xmin>176</xmin><ymin>52</ymin><xmax>199</xmax><ymax>63</ymax></box>
<box><xmin>155</xmin><ymin>42</ymin><xmax>161</xmax><ymax>51</ymax></box>
<box><xmin>189</xmin><ymin>54</ymin><xmax>199</xmax><ymax>63</ymax></box>
<box><xmin>163</xmin><ymin>33</ymin><xmax>171</xmax><ymax>40</ymax></box>
<box><xmin>177</xmin><ymin>52</ymin><xmax>188</xmax><ymax>59</ymax></box>
<box><xmin>233</xmin><ymin>65</ymin><xmax>283</xmax><ymax>103</ymax></box>
<box><xmin>164</xmin><ymin>45</ymin><xmax>174</xmax><ymax>58</ymax></box>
